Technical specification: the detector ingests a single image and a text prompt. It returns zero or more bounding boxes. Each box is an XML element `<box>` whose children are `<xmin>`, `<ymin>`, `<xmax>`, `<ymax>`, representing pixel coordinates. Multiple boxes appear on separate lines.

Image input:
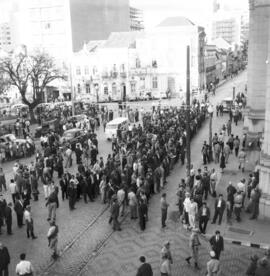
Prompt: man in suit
<box><xmin>14</xmin><ymin>197</ymin><xmax>24</xmax><ymax>227</ymax></box>
<box><xmin>198</xmin><ymin>202</ymin><xmax>211</xmax><ymax>234</ymax></box>
<box><xmin>211</xmin><ymin>194</ymin><xmax>226</xmax><ymax>225</ymax></box>
<box><xmin>0</xmin><ymin>242</ymin><xmax>10</xmax><ymax>276</ymax></box>
<box><xmin>4</xmin><ymin>203</ymin><xmax>12</xmax><ymax>235</ymax></box>
<box><xmin>136</xmin><ymin>256</ymin><xmax>153</xmax><ymax>276</ymax></box>
<box><xmin>209</xmin><ymin>230</ymin><xmax>224</xmax><ymax>260</ymax></box>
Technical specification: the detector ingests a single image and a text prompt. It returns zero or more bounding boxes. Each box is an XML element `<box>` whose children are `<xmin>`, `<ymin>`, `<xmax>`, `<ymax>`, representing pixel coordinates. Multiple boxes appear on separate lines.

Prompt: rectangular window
<box><xmin>152</xmin><ymin>76</ymin><xmax>158</xmax><ymax>89</ymax></box>
<box><xmin>84</xmin><ymin>66</ymin><xmax>89</xmax><ymax>75</ymax></box>
<box><xmin>76</xmin><ymin>66</ymin><xmax>81</xmax><ymax>75</ymax></box>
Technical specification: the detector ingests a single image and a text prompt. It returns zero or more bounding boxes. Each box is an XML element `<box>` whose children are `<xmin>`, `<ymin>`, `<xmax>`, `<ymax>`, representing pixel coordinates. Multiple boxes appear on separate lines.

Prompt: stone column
<box><xmin>243</xmin><ymin>0</ymin><xmax>270</xmax><ymax>166</ymax></box>
<box><xmin>244</xmin><ymin>0</ymin><xmax>270</xmax><ymax>137</ymax></box>
<box><xmin>259</xmin><ymin>0</ymin><xmax>270</xmax><ymax>218</ymax></box>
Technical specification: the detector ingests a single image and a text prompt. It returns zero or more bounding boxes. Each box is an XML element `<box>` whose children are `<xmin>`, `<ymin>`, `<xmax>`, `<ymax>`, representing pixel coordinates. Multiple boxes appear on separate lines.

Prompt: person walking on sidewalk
<box><xmin>160</xmin><ymin>253</ymin><xmax>171</xmax><ymax>276</ymax></box>
<box><xmin>198</xmin><ymin>202</ymin><xmax>210</xmax><ymax>234</ymax></box>
<box><xmin>160</xmin><ymin>193</ymin><xmax>169</xmax><ymax>228</ymax></box>
<box><xmin>161</xmin><ymin>241</ymin><xmax>173</xmax><ymax>265</ymax></box>
<box><xmin>136</xmin><ymin>256</ymin><xmax>153</xmax><ymax>276</ymax></box>
<box><xmin>0</xmin><ymin>242</ymin><xmax>10</xmax><ymax>276</ymax></box>
<box><xmin>4</xmin><ymin>202</ymin><xmax>13</xmax><ymax>235</ymax></box>
<box><xmin>234</xmin><ymin>190</ymin><xmax>243</xmax><ymax>222</ymax></box>
<box><xmin>47</xmin><ymin>221</ymin><xmax>59</xmax><ymax>259</ymax></box>
<box><xmin>220</xmin><ymin>152</ymin><xmax>226</xmax><ymax>173</ymax></box>
<box><xmin>209</xmin><ymin>230</ymin><xmax>224</xmax><ymax>260</ymax></box>
<box><xmin>234</xmin><ymin>136</ymin><xmax>240</xmax><ymax>157</ymax></box>
<box><xmin>23</xmin><ymin>205</ymin><xmax>37</xmax><ymax>239</ymax></box>
<box><xmin>238</xmin><ymin>149</ymin><xmax>246</xmax><ymax>172</ymax></box>
<box><xmin>185</xmin><ymin>228</ymin><xmax>201</xmax><ymax>270</ymax></box>
<box><xmin>46</xmin><ymin>186</ymin><xmax>59</xmax><ymax>223</ymax></box>
<box><xmin>210</xmin><ymin>169</ymin><xmax>217</xmax><ymax>197</ymax></box>
<box><xmin>14</xmin><ymin>197</ymin><xmax>24</xmax><ymax>228</ymax></box>
<box><xmin>248</xmin><ymin>186</ymin><xmax>261</xmax><ymax>220</ymax></box>
<box><xmin>110</xmin><ymin>196</ymin><xmax>122</xmax><ymax>231</ymax></box>
<box><xmin>206</xmin><ymin>251</ymin><xmax>220</xmax><ymax>276</ymax></box>
<box><xmin>211</xmin><ymin>194</ymin><xmax>226</xmax><ymax>225</ymax></box>
<box><xmin>188</xmin><ymin>197</ymin><xmax>198</xmax><ymax>229</ymax></box>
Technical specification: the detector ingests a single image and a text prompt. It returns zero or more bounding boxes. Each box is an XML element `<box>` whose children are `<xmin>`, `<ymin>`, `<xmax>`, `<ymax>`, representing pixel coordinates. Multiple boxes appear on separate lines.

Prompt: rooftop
<box><xmin>157</xmin><ymin>17</ymin><xmax>195</xmax><ymax>27</ymax></box>
<box><xmin>102</xmin><ymin>31</ymin><xmax>143</xmax><ymax>48</ymax></box>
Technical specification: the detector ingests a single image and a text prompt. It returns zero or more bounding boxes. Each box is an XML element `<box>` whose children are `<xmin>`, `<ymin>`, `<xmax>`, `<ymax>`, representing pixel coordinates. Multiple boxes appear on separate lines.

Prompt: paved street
<box><xmin>0</xmin><ymin>70</ymin><xmax>266</xmax><ymax>276</ymax></box>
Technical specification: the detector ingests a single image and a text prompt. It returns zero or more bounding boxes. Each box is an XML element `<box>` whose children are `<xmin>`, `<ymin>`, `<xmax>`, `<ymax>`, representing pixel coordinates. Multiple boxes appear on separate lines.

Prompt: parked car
<box><xmin>0</xmin><ymin>134</ymin><xmax>35</xmax><ymax>160</ymax></box>
<box><xmin>60</xmin><ymin>128</ymin><xmax>88</xmax><ymax>150</ymax></box>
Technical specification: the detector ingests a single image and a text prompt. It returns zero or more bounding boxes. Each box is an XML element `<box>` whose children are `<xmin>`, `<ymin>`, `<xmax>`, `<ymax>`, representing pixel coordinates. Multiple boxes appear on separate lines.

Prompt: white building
<box><xmin>72</xmin><ymin>17</ymin><xmax>206</xmax><ymax>102</ymax></box>
<box><xmin>0</xmin><ymin>22</ymin><xmax>13</xmax><ymax>51</ymax></box>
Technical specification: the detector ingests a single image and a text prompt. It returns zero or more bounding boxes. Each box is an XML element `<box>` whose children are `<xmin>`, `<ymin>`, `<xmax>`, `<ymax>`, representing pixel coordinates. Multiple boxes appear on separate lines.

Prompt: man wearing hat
<box><xmin>206</xmin><ymin>251</ymin><xmax>220</xmax><ymax>276</ymax></box>
<box><xmin>209</xmin><ymin>230</ymin><xmax>224</xmax><ymax>260</ymax></box>
<box><xmin>185</xmin><ymin>228</ymin><xmax>201</xmax><ymax>269</ymax></box>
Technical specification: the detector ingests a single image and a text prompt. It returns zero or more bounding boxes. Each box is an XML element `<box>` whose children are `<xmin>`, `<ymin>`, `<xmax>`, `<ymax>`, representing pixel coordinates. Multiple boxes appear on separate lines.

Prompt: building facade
<box><xmin>71</xmin><ymin>17</ymin><xmax>206</xmax><ymax>102</ymax></box>
<box><xmin>0</xmin><ymin>22</ymin><xmax>12</xmax><ymax>50</ymax></box>
<box><xmin>212</xmin><ymin>17</ymin><xmax>240</xmax><ymax>45</ymax></box>
<box><xmin>130</xmin><ymin>6</ymin><xmax>144</xmax><ymax>31</ymax></box>
<box><xmin>10</xmin><ymin>0</ymin><xmax>130</xmax><ymax>58</ymax></box>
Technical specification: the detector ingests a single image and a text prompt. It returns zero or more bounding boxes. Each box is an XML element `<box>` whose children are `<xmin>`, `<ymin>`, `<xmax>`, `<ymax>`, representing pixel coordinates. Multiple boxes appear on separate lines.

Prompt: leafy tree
<box><xmin>0</xmin><ymin>49</ymin><xmax>67</xmax><ymax>122</ymax></box>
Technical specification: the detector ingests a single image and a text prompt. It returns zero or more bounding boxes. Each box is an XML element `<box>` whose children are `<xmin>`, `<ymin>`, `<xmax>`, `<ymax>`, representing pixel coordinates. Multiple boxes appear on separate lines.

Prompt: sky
<box><xmin>130</xmin><ymin>0</ymin><xmax>248</xmax><ymax>29</ymax></box>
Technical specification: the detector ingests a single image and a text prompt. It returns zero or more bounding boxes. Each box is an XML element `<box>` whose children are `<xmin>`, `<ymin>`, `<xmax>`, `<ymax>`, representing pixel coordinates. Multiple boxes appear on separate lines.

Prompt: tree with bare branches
<box><xmin>0</xmin><ymin>49</ymin><xmax>67</xmax><ymax>121</ymax></box>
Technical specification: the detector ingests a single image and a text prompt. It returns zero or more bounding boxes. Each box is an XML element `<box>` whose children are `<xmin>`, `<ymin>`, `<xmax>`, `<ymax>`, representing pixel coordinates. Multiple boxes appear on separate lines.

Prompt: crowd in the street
<box><xmin>0</xmin><ymin>88</ymin><xmax>269</xmax><ymax>276</ymax></box>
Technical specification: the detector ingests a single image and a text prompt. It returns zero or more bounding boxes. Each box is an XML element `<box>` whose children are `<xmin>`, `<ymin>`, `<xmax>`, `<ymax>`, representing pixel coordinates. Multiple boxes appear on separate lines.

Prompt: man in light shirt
<box><xmin>23</xmin><ymin>206</ymin><xmax>37</xmax><ymax>239</ymax></box>
<box><xmin>117</xmin><ymin>186</ymin><xmax>126</xmax><ymax>217</ymax></box>
<box><xmin>15</xmin><ymin>253</ymin><xmax>34</xmax><ymax>276</ymax></box>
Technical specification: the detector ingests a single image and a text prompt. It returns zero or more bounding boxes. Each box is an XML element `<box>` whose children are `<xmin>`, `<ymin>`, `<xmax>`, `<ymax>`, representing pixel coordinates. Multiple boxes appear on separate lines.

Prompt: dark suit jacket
<box><xmin>214</xmin><ymin>199</ymin><xmax>226</xmax><ymax>212</ymax></box>
<box><xmin>0</xmin><ymin>247</ymin><xmax>10</xmax><ymax>269</ymax></box>
<box><xmin>4</xmin><ymin>206</ymin><xmax>12</xmax><ymax>222</ymax></box>
<box><xmin>209</xmin><ymin>235</ymin><xmax>224</xmax><ymax>253</ymax></box>
<box><xmin>198</xmin><ymin>206</ymin><xmax>211</xmax><ymax>220</ymax></box>
<box><xmin>136</xmin><ymin>263</ymin><xmax>153</xmax><ymax>276</ymax></box>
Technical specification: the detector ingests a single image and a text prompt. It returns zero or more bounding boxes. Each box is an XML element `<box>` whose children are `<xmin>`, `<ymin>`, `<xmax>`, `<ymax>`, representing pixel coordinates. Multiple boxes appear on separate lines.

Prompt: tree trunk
<box><xmin>29</xmin><ymin>107</ymin><xmax>36</xmax><ymax>124</ymax></box>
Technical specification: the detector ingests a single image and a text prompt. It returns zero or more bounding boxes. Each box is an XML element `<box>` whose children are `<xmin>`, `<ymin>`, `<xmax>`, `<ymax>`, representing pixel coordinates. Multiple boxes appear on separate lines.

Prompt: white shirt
<box><xmin>217</xmin><ymin>199</ymin><xmax>222</xmax><ymax>208</ymax></box>
<box><xmin>183</xmin><ymin>197</ymin><xmax>191</xmax><ymax>213</ymax></box>
<box><xmin>9</xmin><ymin>182</ymin><xmax>17</xmax><ymax>194</ymax></box>
<box><xmin>24</xmin><ymin>210</ymin><xmax>31</xmax><ymax>222</ymax></box>
<box><xmin>117</xmin><ymin>189</ymin><xmax>125</xmax><ymax>203</ymax></box>
<box><xmin>16</xmin><ymin>260</ymin><xmax>34</xmax><ymax>275</ymax></box>
<box><xmin>237</xmin><ymin>182</ymin><xmax>245</xmax><ymax>192</ymax></box>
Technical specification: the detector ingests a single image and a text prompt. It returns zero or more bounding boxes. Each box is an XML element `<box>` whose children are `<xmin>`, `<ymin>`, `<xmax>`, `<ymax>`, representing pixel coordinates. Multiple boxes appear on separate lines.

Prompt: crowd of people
<box><xmin>0</xmin><ymin>90</ymin><xmax>269</xmax><ymax>276</ymax></box>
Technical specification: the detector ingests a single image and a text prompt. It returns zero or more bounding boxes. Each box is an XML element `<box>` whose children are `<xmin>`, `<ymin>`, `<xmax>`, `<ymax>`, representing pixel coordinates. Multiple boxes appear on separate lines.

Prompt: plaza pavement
<box><xmin>1</xmin><ymin>70</ymin><xmax>267</xmax><ymax>276</ymax></box>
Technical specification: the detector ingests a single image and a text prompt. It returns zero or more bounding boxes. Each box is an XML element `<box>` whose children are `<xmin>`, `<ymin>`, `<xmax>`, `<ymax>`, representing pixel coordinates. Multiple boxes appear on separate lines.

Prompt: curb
<box><xmin>203</xmin><ymin>234</ymin><xmax>269</xmax><ymax>250</ymax></box>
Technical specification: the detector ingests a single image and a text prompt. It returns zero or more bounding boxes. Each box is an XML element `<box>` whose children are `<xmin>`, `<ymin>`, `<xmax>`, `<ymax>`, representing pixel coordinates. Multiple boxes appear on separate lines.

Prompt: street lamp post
<box><xmin>208</xmin><ymin>104</ymin><xmax>214</xmax><ymax>162</ymax></box>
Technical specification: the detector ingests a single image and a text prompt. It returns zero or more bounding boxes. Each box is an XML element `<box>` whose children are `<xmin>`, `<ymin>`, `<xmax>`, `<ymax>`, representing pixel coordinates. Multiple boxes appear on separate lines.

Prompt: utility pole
<box><xmin>186</xmin><ymin>45</ymin><xmax>191</xmax><ymax>177</ymax></box>
<box><xmin>69</xmin><ymin>62</ymin><xmax>75</xmax><ymax>116</ymax></box>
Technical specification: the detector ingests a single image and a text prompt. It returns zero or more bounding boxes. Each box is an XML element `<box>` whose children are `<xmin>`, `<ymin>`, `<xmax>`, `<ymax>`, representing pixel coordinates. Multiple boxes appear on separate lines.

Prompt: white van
<box><xmin>105</xmin><ymin>117</ymin><xmax>129</xmax><ymax>139</ymax></box>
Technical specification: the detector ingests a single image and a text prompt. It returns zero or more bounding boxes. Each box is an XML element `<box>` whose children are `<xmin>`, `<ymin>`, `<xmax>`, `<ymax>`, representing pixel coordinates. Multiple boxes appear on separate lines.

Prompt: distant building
<box><xmin>0</xmin><ymin>22</ymin><xmax>12</xmax><ymax>50</ymax></box>
<box><xmin>130</xmin><ymin>6</ymin><xmax>144</xmax><ymax>31</ymax></box>
<box><xmin>10</xmin><ymin>0</ymin><xmax>130</xmax><ymax>58</ymax></box>
<box><xmin>72</xmin><ymin>17</ymin><xmax>206</xmax><ymax>102</ymax></box>
<box><xmin>212</xmin><ymin>17</ymin><xmax>240</xmax><ymax>45</ymax></box>
<box><xmin>240</xmin><ymin>11</ymin><xmax>249</xmax><ymax>45</ymax></box>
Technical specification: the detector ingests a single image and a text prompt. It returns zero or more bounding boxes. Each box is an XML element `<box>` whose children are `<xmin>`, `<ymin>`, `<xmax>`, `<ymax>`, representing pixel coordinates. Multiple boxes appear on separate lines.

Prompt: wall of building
<box><xmin>70</xmin><ymin>0</ymin><xmax>130</xmax><ymax>52</ymax></box>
